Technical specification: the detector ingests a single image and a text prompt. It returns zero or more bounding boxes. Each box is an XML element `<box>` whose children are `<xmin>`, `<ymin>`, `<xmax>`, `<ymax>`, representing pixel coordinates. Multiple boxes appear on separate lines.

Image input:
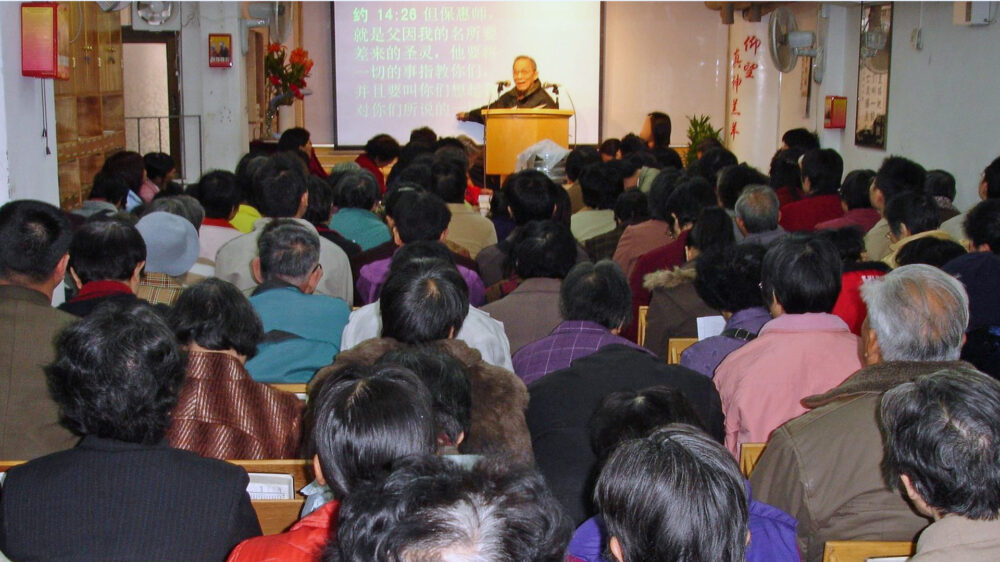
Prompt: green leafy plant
<box><xmin>685</xmin><ymin>115</ymin><xmax>723</xmax><ymax>168</ymax></box>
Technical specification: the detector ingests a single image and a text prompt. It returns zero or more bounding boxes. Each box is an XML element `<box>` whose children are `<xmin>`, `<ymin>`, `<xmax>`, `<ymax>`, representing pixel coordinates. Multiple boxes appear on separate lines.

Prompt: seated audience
<box><xmin>139</xmin><ymin>151</ymin><xmax>176</xmax><ymax>203</ymax></box>
<box><xmin>353</xmin><ymin>133</ymin><xmax>399</xmax><ymax>194</ymax></box>
<box><xmin>571</xmin><ymin>163</ymin><xmax>623</xmax><ymax>243</ymax></box>
<box><xmin>716</xmin><ymin>162</ymin><xmax>769</xmax><ymax>241</ymax></box>
<box><xmin>71</xmin><ymin>170</ymin><xmax>129</xmax><ymax>221</ymax></box>
<box><xmin>779</xmin><ymin>148</ymin><xmax>845</xmax><ymax>232</ymax></box>
<box><xmin>816</xmin><ymin>227</ymin><xmax>890</xmax><ymax>335</ymax></box>
<box><xmin>0</xmin><ymin>200</ymin><xmax>78</xmax><ymax>459</ymax></box>
<box><xmin>815</xmin><ymin>169</ymin><xmax>879</xmax><ymax>232</ymax></box>
<box><xmin>0</xmin><ymin>302</ymin><xmax>260</xmax><ymax>559</ymax></box>
<box><xmin>431</xmin><ymin>148</ymin><xmax>496</xmax><ymax>258</ymax></box>
<box><xmin>598</xmin><ymin>138</ymin><xmax>621</xmax><ymax>162</ymax></box>
<box><xmin>134</xmin><ymin>211</ymin><xmax>199</xmax><ymax>306</ymax></box>
<box><xmin>482</xmin><ymin>220</ymin><xmax>577</xmax><ymax>352</ymax></box>
<box><xmin>680</xmin><ymin>243</ymin><xmax>770</xmax><ymax>377</ymax></box>
<box><xmin>924</xmin><ymin>169</ymin><xmax>960</xmax><ymax>223</ymax></box>
<box><xmin>564</xmin><ymin>146</ymin><xmax>602</xmax><ymax>213</ymax></box>
<box><xmin>191</xmin><ymin>170</ymin><xmax>243</xmax><ymax>265</ymax></box>
<box><xmin>278</xmin><ymin>126</ymin><xmax>329</xmax><ymax>179</ymax></box>
<box><xmin>769</xmin><ymin>148</ymin><xmax>805</xmax><ymax>206</ymax></box>
<box><xmin>357</xmin><ymin>191</ymin><xmax>485</xmax><ymax>305</ymax></box>
<box><xmin>594</xmin><ymin>425</ymin><xmax>750</xmax><ymax>562</ymax></box>
<box><xmin>613</xmin><ymin>168</ymin><xmax>679</xmax><ymax>278</ymax></box>
<box><xmin>215</xmin><ymin>153</ymin><xmax>353</xmax><ymax>301</ymax></box>
<box><xmin>644</xmin><ymin>207</ymin><xmax>735</xmax><ymax>357</ymax></box>
<box><xmin>569</xmin><ymin>392</ymin><xmax>798</xmax><ymax>562</ymax></box>
<box><xmin>245</xmin><ymin>220</ymin><xmax>349</xmax><ymax>383</ymax></box>
<box><xmin>331</xmin><ymin>455</ymin><xmax>572</xmax><ymax>561</ymax></box>
<box><xmin>688</xmin><ymin>146</ymin><xmax>737</xmax><ymax>185</ymax></box>
<box><xmin>735</xmin><ymin>184</ymin><xmax>787</xmax><ymax>247</ymax></box>
<box><xmin>883</xmin><ymin>192</ymin><xmax>950</xmax><ymax>267</ymax></box>
<box><xmin>341</xmin><ymin>243</ymin><xmax>513</xmax><ymax>371</ymax></box>
<box><xmin>59</xmin><ymin>218</ymin><xmax>148</xmax><ymax>317</ymax></box>
<box><xmin>781</xmin><ymin>127</ymin><xmax>820</xmax><ymax>151</ymax></box>
<box><xmin>626</xmin><ymin>176</ymin><xmax>717</xmax><ymax>341</ymax></box>
<box><xmin>585</xmin><ymin>190</ymin><xmax>648</xmax><ymax>261</ymax></box>
<box><xmin>317</xmin><ymin>256</ymin><xmax>533</xmax><ymax>465</ymax></box>
<box><xmin>144</xmin><ymin>193</ymin><xmax>204</xmax><ymax>229</ymax></box>
<box><xmin>895</xmin><ymin>236</ymin><xmax>966</xmax><ymax>268</ymax></box>
<box><xmin>513</xmin><ymin>261</ymin><xmax>652</xmax><ymax>385</ymax></box>
<box><xmin>751</xmin><ymin>264</ymin><xmax>969</xmax><ymax>561</ymax></box>
<box><xmin>228</xmin><ymin>362</ymin><xmax>437</xmax><ymax>560</ymax></box>
<box><xmin>527</xmin><ymin>336</ymin><xmax>723</xmax><ymax>524</ymax></box>
<box><xmin>101</xmin><ymin>150</ymin><xmax>146</xmax><ymax>211</ymax></box>
<box><xmin>328</xmin><ymin>171</ymin><xmax>391</xmax><ymax>251</ymax></box>
<box><xmin>879</xmin><ymin>367</ymin><xmax>1000</xmax><ymax>561</ymax></box>
<box><xmin>230</xmin><ymin>153</ymin><xmax>268</xmax><ymax>233</ymax></box>
<box><xmin>865</xmin><ymin>156</ymin><xmax>927</xmax><ymax>261</ymax></box>
<box><xmin>167</xmin><ymin>278</ymin><xmax>303</xmax><ymax>459</ymax></box>
<box><xmin>302</xmin><ymin>174</ymin><xmax>362</xmax><ymax>258</ymax></box>
<box><xmin>714</xmin><ymin>235</ymin><xmax>862</xmax><ymax>457</ymax></box>
<box><xmin>941</xmin><ymin>155</ymin><xmax>1000</xmax><ymax>242</ymax></box>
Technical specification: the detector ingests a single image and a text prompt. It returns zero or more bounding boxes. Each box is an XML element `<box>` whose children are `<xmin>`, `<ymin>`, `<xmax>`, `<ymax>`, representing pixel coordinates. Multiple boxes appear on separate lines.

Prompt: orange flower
<box><xmin>267</xmin><ymin>42</ymin><xmax>282</xmax><ymax>54</ymax></box>
<box><xmin>304</xmin><ymin>60</ymin><xmax>314</xmax><ymax>74</ymax></box>
<box><xmin>289</xmin><ymin>48</ymin><xmax>308</xmax><ymax>65</ymax></box>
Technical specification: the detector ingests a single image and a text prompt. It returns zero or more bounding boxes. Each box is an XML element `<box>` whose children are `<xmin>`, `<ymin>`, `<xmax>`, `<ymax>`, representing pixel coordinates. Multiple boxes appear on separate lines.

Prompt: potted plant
<box><xmin>685</xmin><ymin>115</ymin><xmax>723</xmax><ymax>168</ymax></box>
<box><xmin>263</xmin><ymin>43</ymin><xmax>314</xmax><ymax>137</ymax></box>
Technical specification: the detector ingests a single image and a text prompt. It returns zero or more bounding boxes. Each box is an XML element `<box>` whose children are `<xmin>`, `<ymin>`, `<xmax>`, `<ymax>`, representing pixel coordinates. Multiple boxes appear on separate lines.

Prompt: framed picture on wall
<box><xmin>208</xmin><ymin>33</ymin><xmax>232</xmax><ymax>68</ymax></box>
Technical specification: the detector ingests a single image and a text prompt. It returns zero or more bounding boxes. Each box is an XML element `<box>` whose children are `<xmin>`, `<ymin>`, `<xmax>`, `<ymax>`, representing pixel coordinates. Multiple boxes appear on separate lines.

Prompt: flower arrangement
<box><xmin>264</xmin><ymin>42</ymin><xmax>313</xmax><ymax>105</ymax></box>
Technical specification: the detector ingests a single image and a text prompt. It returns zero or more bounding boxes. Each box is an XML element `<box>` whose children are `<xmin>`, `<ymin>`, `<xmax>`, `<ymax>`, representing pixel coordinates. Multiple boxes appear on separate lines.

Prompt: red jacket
<box><xmin>624</xmin><ymin>229</ymin><xmax>689</xmax><ymax>342</ymax></box>
<box><xmin>833</xmin><ymin>266</ymin><xmax>889</xmax><ymax>336</ymax></box>
<box><xmin>779</xmin><ymin>194</ymin><xmax>844</xmax><ymax>232</ymax></box>
<box><xmin>227</xmin><ymin>501</ymin><xmax>339</xmax><ymax>562</ymax></box>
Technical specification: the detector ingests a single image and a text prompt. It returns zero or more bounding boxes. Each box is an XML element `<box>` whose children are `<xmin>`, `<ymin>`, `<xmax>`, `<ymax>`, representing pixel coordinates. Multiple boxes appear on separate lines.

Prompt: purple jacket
<box><xmin>680</xmin><ymin>307</ymin><xmax>772</xmax><ymax>378</ymax></box>
<box><xmin>566</xmin><ymin>482</ymin><xmax>799</xmax><ymax>562</ymax></box>
<box><xmin>513</xmin><ymin>321</ymin><xmax>653</xmax><ymax>386</ymax></box>
<box><xmin>356</xmin><ymin>256</ymin><xmax>486</xmax><ymax>306</ymax></box>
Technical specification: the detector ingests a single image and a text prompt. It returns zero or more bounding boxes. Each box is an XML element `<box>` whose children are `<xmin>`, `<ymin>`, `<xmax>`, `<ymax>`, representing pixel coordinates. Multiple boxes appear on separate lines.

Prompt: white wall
<box><xmin>0</xmin><ymin>3</ymin><xmax>60</xmax><ymax>206</ymax></box>
<box><xmin>178</xmin><ymin>2</ymin><xmax>249</xmax><ymax>178</ymax></box>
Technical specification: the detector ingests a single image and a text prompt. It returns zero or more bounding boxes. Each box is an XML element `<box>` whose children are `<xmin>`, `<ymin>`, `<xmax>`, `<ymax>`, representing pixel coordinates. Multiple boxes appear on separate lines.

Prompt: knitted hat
<box><xmin>135</xmin><ymin>212</ymin><xmax>199</xmax><ymax>276</ymax></box>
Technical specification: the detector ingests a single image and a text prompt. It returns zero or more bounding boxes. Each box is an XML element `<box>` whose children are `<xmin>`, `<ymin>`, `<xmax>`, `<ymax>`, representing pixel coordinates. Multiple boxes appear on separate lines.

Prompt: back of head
<box><xmin>840</xmin><ymin>169</ymin><xmax>876</xmax><ymax>210</ymax></box>
<box><xmin>430</xmin><ymin>149</ymin><xmax>469</xmax><ymax>204</ymax></box>
<box><xmin>885</xmin><ymin>192</ymin><xmax>941</xmax><ymax>238</ymax></box>
<box><xmin>332</xmin><ymin>455</ymin><xmax>571</xmax><ymax>562</ymax></box>
<box><xmin>880</xmin><ymin>366</ymin><xmax>1000</xmax><ymax>518</ymax></box>
<box><xmin>255</xmin><ymin>154</ymin><xmax>308</xmax><ymax>217</ymax></box>
<box><xmin>782</xmin><ymin>128</ymin><xmax>820</xmax><ymax>151</ymax></box>
<box><xmin>560</xmin><ymin>260</ymin><xmax>632</xmax><ymax>329</ymax></box>
<box><xmin>195</xmin><ymin>170</ymin><xmax>241</xmax><ymax>219</ymax></box>
<box><xmin>69</xmin><ymin>217</ymin><xmax>146</xmax><ymax>284</ymax></box>
<box><xmin>647</xmin><ymin>167</ymin><xmax>682</xmax><ymax>221</ymax></box>
<box><xmin>924</xmin><ymin>170</ymin><xmax>956</xmax><ymax>202</ymax></box>
<box><xmin>277</xmin><ymin>127</ymin><xmax>310</xmax><ymax>152</ymax></box>
<box><xmin>256</xmin><ymin>219</ymin><xmax>320</xmax><ymax>284</ymax></box>
<box><xmin>735</xmin><ymin>185</ymin><xmax>780</xmax><ymax>233</ymax></box>
<box><xmin>618</xmin><ymin>134</ymin><xmax>647</xmax><ymax>158</ymax></box>
<box><xmin>381</xmin><ymin>259</ymin><xmax>469</xmax><ymax>343</ymax></box>
<box><xmin>101</xmin><ymin>150</ymin><xmax>145</xmax><ymax>191</ymax></box>
<box><xmin>566</xmin><ymin>146</ymin><xmax>602</xmax><ymax>183</ymax></box>
<box><xmin>89</xmin><ymin>170</ymin><xmax>131</xmax><ymax>208</ymax></box>
<box><xmin>598</xmin><ymin>139</ymin><xmax>621</xmax><ymax>160</ymax></box>
<box><xmin>235</xmin><ymin>153</ymin><xmax>269</xmax><ymax>208</ymax></box>
<box><xmin>717</xmin><ymin>163</ymin><xmax>768</xmax><ymax>209</ymax></box>
<box><xmin>801</xmin><ymin>149</ymin><xmax>844</xmax><ymax>195</ymax></box>
<box><xmin>964</xmin><ymin>199</ymin><xmax>1000</xmax><ymax>252</ymax></box>
<box><xmin>761</xmin><ymin>235</ymin><xmax>842</xmax><ymax>314</ymax></box>
<box><xmin>579</xmin><ymin>163</ymin><xmax>623</xmax><ymax>210</ymax></box>
<box><xmin>46</xmin><ymin>301</ymin><xmax>185</xmax><ymax>444</ymax></box>
<box><xmin>143</xmin><ymin>194</ymin><xmax>205</xmax><ymax>230</ymax></box>
<box><xmin>695</xmin><ymin>243</ymin><xmax>767</xmax><ymax>314</ymax></box>
<box><xmin>377</xmin><ymin>345</ymin><xmax>471</xmax><ymax>447</ymax></box>
<box><xmin>815</xmin><ymin>226</ymin><xmax>867</xmax><ymax>265</ymax></box>
<box><xmin>860</xmin><ymin>264</ymin><xmax>969</xmax><ymax>361</ymax></box>
<box><xmin>364</xmin><ymin>134</ymin><xmax>401</xmax><ymax>165</ymax></box>
<box><xmin>651</xmin><ymin>146</ymin><xmax>683</xmax><ymax>170</ymax></box>
<box><xmin>0</xmin><ymin>200</ymin><xmax>72</xmax><ymax>284</ymax></box>
<box><xmin>687</xmin><ymin>206</ymin><xmax>735</xmax><ymax>252</ymax></box>
<box><xmin>589</xmin><ymin>386</ymin><xmax>703</xmax><ymax>462</ymax></box>
<box><xmin>511</xmin><ymin>220</ymin><xmax>577</xmax><ymax>280</ymax></box>
<box><xmin>663</xmin><ymin>176</ymin><xmax>717</xmax><ymax>230</ymax></box>
<box><xmin>304</xmin><ymin>175</ymin><xmax>335</xmax><ymax>225</ymax></box>
<box><xmin>409</xmin><ymin>126</ymin><xmax>437</xmax><ymax>147</ymax></box>
<box><xmin>309</xmin><ymin>363</ymin><xmax>436</xmax><ymax>498</ymax></box>
<box><xmin>388</xmin><ymin>156</ymin><xmax>433</xmax><ymax>192</ymax></box>
<box><xmin>769</xmin><ymin>149</ymin><xmax>804</xmax><ymax>195</ymax></box>
<box><xmin>393</xmin><ymin>191</ymin><xmax>451</xmax><ymax>243</ymax></box>
<box><xmin>693</xmin><ymin>147</ymin><xmax>738</xmax><ymax>185</ymax></box>
<box><xmin>613</xmin><ymin>190</ymin><xmax>649</xmax><ymax>226</ymax></box>
<box><xmin>895</xmin><ymin>237</ymin><xmax>966</xmax><ymax>269</ymax></box>
<box><xmin>388</xmin><ymin>144</ymin><xmax>433</xmax><ymax>188</ymax></box>
<box><xmin>335</xmin><ymin>171</ymin><xmax>380</xmax><ymax>210</ymax></box>
<box><xmin>984</xmin><ymin>155</ymin><xmax>1000</xmax><ymax>199</ymax></box>
<box><xmin>875</xmin><ymin>156</ymin><xmax>927</xmax><ymax>203</ymax></box>
<box><xmin>647</xmin><ymin>111</ymin><xmax>672</xmax><ymax>149</ymax></box>
<box><xmin>143</xmin><ymin>152</ymin><xmax>175</xmax><ymax>182</ymax></box>
<box><xmin>504</xmin><ymin>170</ymin><xmax>559</xmax><ymax>224</ymax></box>
<box><xmin>169</xmin><ymin>278</ymin><xmax>263</xmax><ymax>359</ymax></box>
<box><xmin>595</xmin><ymin>424</ymin><xmax>748</xmax><ymax>562</ymax></box>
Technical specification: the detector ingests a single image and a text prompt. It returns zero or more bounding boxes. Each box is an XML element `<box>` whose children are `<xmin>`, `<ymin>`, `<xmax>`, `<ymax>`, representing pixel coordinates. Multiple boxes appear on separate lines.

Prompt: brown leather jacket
<box><xmin>311</xmin><ymin>338</ymin><xmax>533</xmax><ymax>465</ymax></box>
<box><xmin>751</xmin><ymin>360</ymin><xmax>971</xmax><ymax>562</ymax></box>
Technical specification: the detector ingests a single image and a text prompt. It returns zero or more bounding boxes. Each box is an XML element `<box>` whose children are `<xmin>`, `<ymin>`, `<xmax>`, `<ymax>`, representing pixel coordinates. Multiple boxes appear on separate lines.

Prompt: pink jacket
<box><xmin>714</xmin><ymin>313</ymin><xmax>861</xmax><ymax>457</ymax></box>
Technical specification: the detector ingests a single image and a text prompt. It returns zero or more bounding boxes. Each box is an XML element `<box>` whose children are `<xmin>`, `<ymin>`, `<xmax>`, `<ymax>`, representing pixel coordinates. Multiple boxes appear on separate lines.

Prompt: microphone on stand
<box><xmin>496</xmin><ymin>80</ymin><xmax>510</xmax><ymax>94</ymax></box>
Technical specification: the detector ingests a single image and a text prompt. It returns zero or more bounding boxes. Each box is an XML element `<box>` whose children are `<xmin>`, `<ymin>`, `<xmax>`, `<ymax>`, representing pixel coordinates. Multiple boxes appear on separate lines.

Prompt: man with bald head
<box><xmin>751</xmin><ymin>264</ymin><xmax>972</xmax><ymax>562</ymax></box>
<box><xmin>456</xmin><ymin>55</ymin><xmax>557</xmax><ymax>124</ymax></box>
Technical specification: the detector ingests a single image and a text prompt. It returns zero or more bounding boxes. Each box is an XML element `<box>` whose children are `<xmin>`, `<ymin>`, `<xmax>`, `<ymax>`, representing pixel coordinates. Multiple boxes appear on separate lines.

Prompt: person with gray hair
<box><xmin>878</xmin><ymin>366</ymin><xmax>1000</xmax><ymax>561</ymax></box>
<box><xmin>512</xmin><ymin>260</ymin><xmax>655</xmax><ymax>385</ymax></box>
<box><xmin>735</xmin><ymin>185</ymin><xmax>787</xmax><ymax>247</ymax></box>
<box><xmin>752</xmin><ymin>264</ymin><xmax>973</xmax><ymax>562</ymax></box>
<box><xmin>328</xmin><ymin>171</ymin><xmax>391</xmax><ymax>251</ymax></box>
<box><xmin>244</xmin><ymin>219</ymin><xmax>351</xmax><ymax>383</ymax></box>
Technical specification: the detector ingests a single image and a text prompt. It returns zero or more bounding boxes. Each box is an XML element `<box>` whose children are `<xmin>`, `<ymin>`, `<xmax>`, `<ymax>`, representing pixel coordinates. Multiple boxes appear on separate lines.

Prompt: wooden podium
<box><xmin>482</xmin><ymin>109</ymin><xmax>574</xmax><ymax>176</ymax></box>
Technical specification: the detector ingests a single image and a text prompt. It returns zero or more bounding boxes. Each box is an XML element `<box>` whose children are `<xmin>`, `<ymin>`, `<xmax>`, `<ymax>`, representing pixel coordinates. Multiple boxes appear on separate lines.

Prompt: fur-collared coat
<box><xmin>642</xmin><ymin>261</ymin><xmax>718</xmax><ymax>359</ymax></box>
<box><xmin>310</xmin><ymin>338</ymin><xmax>533</xmax><ymax>465</ymax></box>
